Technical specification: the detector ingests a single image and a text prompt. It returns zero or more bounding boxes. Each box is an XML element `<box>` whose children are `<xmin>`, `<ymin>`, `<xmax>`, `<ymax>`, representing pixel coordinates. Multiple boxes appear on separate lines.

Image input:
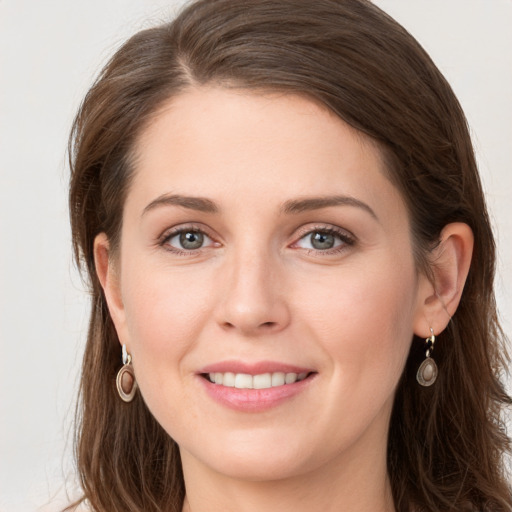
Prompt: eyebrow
<box><xmin>281</xmin><ymin>195</ymin><xmax>378</xmax><ymax>221</ymax></box>
<box><xmin>142</xmin><ymin>194</ymin><xmax>219</xmax><ymax>216</ymax></box>
<box><xmin>142</xmin><ymin>193</ymin><xmax>378</xmax><ymax>221</ymax></box>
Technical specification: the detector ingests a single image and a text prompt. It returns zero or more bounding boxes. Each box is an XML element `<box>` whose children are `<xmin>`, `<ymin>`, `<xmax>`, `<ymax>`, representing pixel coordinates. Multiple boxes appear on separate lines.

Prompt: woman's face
<box><xmin>102</xmin><ymin>87</ymin><xmax>430</xmax><ymax>482</ymax></box>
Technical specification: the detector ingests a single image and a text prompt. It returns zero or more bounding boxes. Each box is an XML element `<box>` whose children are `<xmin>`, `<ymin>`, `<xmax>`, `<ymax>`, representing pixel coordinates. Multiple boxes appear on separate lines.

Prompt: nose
<box><xmin>215</xmin><ymin>247</ymin><xmax>291</xmax><ymax>337</ymax></box>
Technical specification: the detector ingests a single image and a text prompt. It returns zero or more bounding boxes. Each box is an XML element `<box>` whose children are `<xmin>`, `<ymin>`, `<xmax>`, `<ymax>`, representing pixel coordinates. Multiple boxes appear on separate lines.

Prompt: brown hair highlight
<box><xmin>68</xmin><ymin>1</ymin><xmax>511</xmax><ymax>510</ymax></box>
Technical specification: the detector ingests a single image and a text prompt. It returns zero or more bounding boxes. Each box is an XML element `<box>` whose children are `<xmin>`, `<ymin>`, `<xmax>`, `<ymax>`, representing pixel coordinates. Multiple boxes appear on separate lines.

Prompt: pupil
<box><xmin>311</xmin><ymin>232</ymin><xmax>334</xmax><ymax>250</ymax></box>
<box><xmin>180</xmin><ymin>231</ymin><xmax>204</xmax><ymax>249</ymax></box>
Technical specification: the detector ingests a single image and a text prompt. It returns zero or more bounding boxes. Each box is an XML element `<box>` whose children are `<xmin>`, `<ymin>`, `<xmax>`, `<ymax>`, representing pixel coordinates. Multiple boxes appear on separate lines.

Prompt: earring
<box><xmin>116</xmin><ymin>344</ymin><xmax>138</xmax><ymax>402</ymax></box>
<box><xmin>416</xmin><ymin>328</ymin><xmax>438</xmax><ymax>387</ymax></box>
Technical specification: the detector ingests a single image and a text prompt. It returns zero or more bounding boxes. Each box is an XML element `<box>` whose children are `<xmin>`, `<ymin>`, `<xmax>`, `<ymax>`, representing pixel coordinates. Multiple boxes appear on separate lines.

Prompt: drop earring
<box><xmin>116</xmin><ymin>344</ymin><xmax>138</xmax><ymax>402</ymax></box>
<box><xmin>416</xmin><ymin>328</ymin><xmax>438</xmax><ymax>387</ymax></box>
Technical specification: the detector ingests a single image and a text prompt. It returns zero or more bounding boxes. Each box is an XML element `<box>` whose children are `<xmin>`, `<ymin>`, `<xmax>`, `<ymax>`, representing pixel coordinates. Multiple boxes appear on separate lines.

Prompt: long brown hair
<box><xmin>68</xmin><ymin>0</ymin><xmax>511</xmax><ymax>510</ymax></box>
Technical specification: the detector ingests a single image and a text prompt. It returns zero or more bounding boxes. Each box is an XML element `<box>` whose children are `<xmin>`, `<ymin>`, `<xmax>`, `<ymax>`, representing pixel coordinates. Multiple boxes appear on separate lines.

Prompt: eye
<box><xmin>294</xmin><ymin>227</ymin><xmax>354</xmax><ymax>252</ymax></box>
<box><xmin>162</xmin><ymin>228</ymin><xmax>214</xmax><ymax>252</ymax></box>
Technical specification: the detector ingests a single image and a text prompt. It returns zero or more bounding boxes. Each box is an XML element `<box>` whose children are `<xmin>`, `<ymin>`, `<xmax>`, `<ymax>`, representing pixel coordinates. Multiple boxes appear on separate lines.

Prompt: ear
<box><xmin>94</xmin><ymin>233</ymin><xmax>129</xmax><ymax>347</ymax></box>
<box><xmin>413</xmin><ymin>222</ymin><xmax>474</xmax><ymax>338</ymax></box>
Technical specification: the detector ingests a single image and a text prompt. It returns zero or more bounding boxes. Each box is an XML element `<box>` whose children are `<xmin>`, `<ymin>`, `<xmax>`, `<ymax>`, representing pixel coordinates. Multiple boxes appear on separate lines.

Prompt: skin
<box><xmin>95</xmin><ymin>87</ymin><xmax>473</xmax><ymax>512</ymax></box>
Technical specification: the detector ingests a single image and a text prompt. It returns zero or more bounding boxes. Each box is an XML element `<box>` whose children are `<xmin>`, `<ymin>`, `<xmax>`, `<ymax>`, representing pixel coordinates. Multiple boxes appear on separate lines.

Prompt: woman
<box><xmin>67</xmin><ymin>0</ymin><xmax>511</xmax><ymax>510</ymax></box>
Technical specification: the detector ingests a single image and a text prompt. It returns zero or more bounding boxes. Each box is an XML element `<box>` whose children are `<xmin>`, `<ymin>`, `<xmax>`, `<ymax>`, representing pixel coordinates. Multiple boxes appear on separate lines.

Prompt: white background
<box><xmin>1</xmin><ymin>1</ymin><xmax>511</xmax><ymax>510</ymax></box>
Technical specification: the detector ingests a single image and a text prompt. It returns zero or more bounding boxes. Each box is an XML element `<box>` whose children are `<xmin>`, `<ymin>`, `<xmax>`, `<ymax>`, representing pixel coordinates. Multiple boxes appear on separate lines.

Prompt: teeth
<box><xmin>207</xmin><ymin>371</ymin><xmax>308</xmax><ymax>389</ymax></box>
<box><xmin>235</xmin><ymin>373</ymin><xmax>253</xmax><ymax>389</ymax></box>
<box><xmin>253</xmin><ymin>373</ymin><xmax>271</xmax><ymax>389</ymax></box>
<box><xmin>285</xmin><ymin>372</ymin><xmax>297</xmax><ymax>384</ymax></box>
<box><xmin>223</xmin><ymin>372</ymin><xmax>235</xmax><ymax>387</ymax></box>
<box><xmin>271</xmin><ymin>372</ymin><xmax>285</xmax><ymax>386</ymax></box>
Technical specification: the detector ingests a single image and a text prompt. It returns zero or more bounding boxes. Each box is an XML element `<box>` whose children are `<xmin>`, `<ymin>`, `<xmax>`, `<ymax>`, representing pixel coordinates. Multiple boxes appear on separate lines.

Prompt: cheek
<box><xmin>119</xmin><ymin>265</ymin><xmax>216</xmax><ymax>424</ymax></box>
<box><xmin>295</xmin><ymin>254</ymin><xmax>418</xmax><ymax>378</ymax></box>
<box><xmin>120</xmin><ymin>259</ymin><xmax>214</xmax><ymax>377</ymax></box>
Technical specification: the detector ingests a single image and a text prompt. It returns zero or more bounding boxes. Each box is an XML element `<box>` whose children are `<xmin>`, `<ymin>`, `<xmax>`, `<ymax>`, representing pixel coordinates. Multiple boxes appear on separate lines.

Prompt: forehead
<box><xmin>128</xmin><ymin>86</ymin><xmax>405</xmax><ymax>225</ymax></box>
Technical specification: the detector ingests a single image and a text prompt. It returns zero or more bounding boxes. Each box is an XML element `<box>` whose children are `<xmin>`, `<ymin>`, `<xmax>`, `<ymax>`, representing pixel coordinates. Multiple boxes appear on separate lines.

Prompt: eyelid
<box><xmin>293</xmin><ymin>223</ymin><xmax>356</xmax><ymax>242</ymax></box>
<box><xmin>290</xmin><ymin>224</ymin><xmax>356</xmax><ymax>252</ymax></box>
<box><xmin>158</xmin><ymin>223</ymin><xmax>220</xmax><ymax>252</ymax></box>
<box><xmin>156</xmin><ymin>222</ymin><xmax>355</xmax><ymax>255</ymax></box>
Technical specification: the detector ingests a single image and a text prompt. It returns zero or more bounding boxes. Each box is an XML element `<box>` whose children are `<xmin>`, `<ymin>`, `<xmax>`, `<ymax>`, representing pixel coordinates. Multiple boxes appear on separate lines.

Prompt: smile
<box><xmin>198</xmin><ymin>363</ymin><xmax>316</xmax><ymax>412</ymax></box>
<box><xmin>206</xmin><ymin>371</ymin><xmax>309</xmax><ymax>389</ymax></box>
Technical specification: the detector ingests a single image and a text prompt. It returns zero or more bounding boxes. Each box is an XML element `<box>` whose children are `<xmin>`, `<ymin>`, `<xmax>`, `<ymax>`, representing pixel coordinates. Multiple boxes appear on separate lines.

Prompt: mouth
<box><xmin>201</xmin><ymin>371</ymin><xmax>313</xmax><ymax>389</ymax></box>
<box><xmin>197</xmin><ymin>361</ymin><xmax>317</xmax><ymax>411</ymax></box>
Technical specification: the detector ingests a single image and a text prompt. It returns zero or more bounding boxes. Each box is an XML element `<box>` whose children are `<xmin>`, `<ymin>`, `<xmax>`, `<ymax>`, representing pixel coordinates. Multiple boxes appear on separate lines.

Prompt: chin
<box><xmin>178</xmin><ymin>425</ymin><xmax>339</xmax><ymax>484</ymax></box>
<box><xmin>197</xmin><ymin>449</ymin><xmax>314</xmax><ymax>482</ymax></box>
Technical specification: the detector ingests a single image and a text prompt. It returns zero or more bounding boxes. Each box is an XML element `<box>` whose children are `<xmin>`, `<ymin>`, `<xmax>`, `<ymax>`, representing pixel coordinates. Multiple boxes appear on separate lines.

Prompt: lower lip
<box><xmin>199</xmin><ymin>375</ymin><xmax>314</xmax><ymax>412</ymax></box>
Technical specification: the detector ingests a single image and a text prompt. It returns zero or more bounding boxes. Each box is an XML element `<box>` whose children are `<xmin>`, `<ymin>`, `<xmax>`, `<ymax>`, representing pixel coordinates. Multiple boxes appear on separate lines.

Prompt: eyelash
<box><xmin>292</xmin><ymin>225</ymin><xmax>356</xmax><ymax>255</ymax></box>
<box><xmin>158</xmin><ymin>224</ymin><xmax>217</xmax><ymax>256</ymax></box>
<box><xmin>158</xmin><ymin>224</ymin><xmax>356</xmax><ymax>256</ymax></box>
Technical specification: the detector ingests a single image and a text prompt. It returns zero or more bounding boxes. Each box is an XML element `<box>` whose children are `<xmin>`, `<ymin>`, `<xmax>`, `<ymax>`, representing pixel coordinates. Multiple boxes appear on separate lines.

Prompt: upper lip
<box><xmin>198</xmin><ymin>360</ymin><xmax>315</xmax><ymax>375</ymax></box>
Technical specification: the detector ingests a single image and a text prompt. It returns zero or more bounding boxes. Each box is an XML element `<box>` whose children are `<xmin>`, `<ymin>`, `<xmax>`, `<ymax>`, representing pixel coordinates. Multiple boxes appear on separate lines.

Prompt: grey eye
<box><xmin>295</xmin><ymin>229</ymin><xmax>349</xmax><ymax>252</ymax></box>
<box><xmin>165</xmin><ymin>229</ymin><xmax>213</xmax><ymax>251</ymax></box>
<box><xmin>310</xmin><ymin>232</ymin><xmax>335</xmax><ymax>250</ymax></box>
<box><xmin>179</xmin><ymin>231</ymin><xmax>204</xmax><ymax>250</ymax></box>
